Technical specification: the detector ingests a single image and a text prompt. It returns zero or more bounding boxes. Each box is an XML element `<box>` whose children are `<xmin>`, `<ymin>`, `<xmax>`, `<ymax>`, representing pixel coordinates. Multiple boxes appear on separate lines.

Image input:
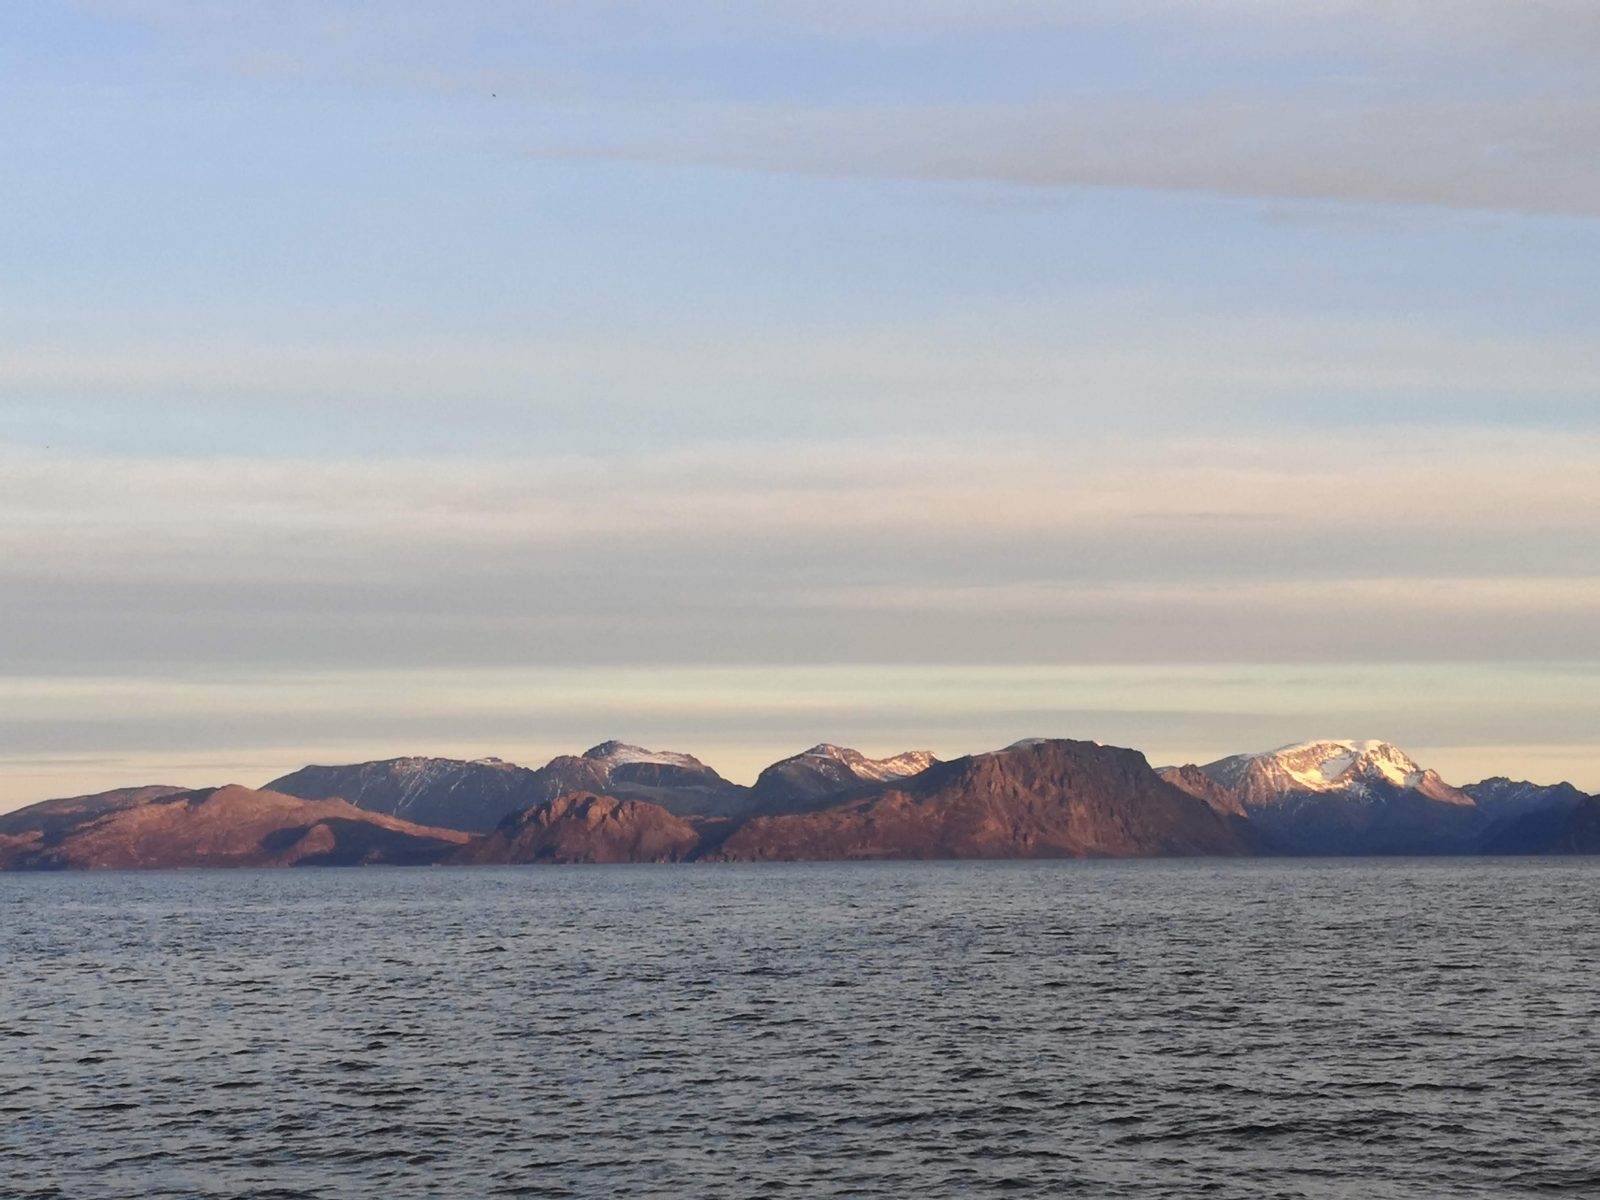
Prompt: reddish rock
<box><xmin>0</xmin><ymin>785</ymin><xmax>470</xmax><ymax>870</ymax></box>
<box><xmin>451</xmin><ymin>792</ymin><xmax>701</xmax><ymax>865</ymax></box>
<box><xmin>1158</xmin><ymin>764</ymin><xmax>1250</xmax><ymax>817</ymax></box>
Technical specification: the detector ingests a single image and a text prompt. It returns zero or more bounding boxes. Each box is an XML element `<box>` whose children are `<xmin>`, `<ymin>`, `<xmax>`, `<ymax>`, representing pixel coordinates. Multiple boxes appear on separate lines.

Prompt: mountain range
<box><xmin>2</xmin><ymin>737</ymin><xmax>1596</xmax><ymax>870</ymax></box>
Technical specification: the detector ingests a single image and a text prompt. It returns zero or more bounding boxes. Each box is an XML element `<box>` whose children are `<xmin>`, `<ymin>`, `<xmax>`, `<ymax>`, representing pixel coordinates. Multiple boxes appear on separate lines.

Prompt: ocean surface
<box><xmin>2</xmin><ymin>860</ymin><xmax>1597</xmax><ymax>1199</ymax></box>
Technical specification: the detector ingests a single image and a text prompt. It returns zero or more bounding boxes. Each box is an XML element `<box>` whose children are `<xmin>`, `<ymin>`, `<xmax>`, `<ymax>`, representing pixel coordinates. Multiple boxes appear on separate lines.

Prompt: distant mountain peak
<box><xmin>800</xmin><ymin>743</ymin><xmax>852</xmax><ymax>758</ymax></box>
<box><xmin>582</xmin><ymin>740</ymin><xmax>636</xmax><ymax>759</ymax></box>
<box><xmin>1183</xmin><ymin>737</ymin><xmax>1480</xmax><ymax>854</ymax></box>
<box><xmin>791</xmin><ymin>743</ymin><xmax>935</xmax><ymax>772</ymax></box>
<box><xmin>750</xmin><ymin>744</ymin><xmax>938</xmax><ymax>809</ymax></box>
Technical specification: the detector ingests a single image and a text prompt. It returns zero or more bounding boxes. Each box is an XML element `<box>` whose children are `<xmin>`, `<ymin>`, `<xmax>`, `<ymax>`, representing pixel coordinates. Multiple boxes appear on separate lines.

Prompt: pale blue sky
<box><xmin>4</xmin><ymin>2</ymin><xmax>1600</xmax><ymax>804</ymax></box>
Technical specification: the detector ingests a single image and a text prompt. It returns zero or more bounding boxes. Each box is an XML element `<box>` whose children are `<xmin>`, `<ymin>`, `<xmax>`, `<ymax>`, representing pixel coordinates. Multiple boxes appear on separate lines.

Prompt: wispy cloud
<box><xmin>76</xmin><ymin>0</ymin><xmax>1600</xmax><ymax>216</ymax></box>
<box><xmin>4</xmin><ymin>428</ymin><xmax>1599</xmax><ymax>677</ymax></box>
<box><xmin>579</xmin><ymin>91</ymin><xmax>1600</xmax><ymax>217</ymax></box>
<box><xmin>6</xmin><ymin>429</ymin><xmax>1600</xmax><ymax>569</ymax></box>
<box><xmin>7</xmin><ymin>308</ymin><xmax>1600</xmax><ymax>421</ymax></box>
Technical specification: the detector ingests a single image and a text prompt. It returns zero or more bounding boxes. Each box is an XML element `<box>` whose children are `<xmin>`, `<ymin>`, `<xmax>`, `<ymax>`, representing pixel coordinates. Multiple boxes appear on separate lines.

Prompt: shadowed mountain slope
<box><xmin>1464</xmin><ymin>778</ymin><xmax>1590</xmax><ymax>854</ymax></box>
<box><xmin>266</xmin><ymin>756</ymin><xmax>546</xmax><ymax>833</ymax></box>
<box><xmin>1554</xmin><ymin>797</ymin><xmax>1600</xmax><ymax>854</ymax></box>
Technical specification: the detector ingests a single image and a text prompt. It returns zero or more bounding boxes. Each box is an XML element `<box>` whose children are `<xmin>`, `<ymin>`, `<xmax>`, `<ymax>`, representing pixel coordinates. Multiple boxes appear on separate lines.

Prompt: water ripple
<box><xmin>1</xmin><ymin>859</ymin><xmax>1597</xmax><ymax>1198</ymax></box>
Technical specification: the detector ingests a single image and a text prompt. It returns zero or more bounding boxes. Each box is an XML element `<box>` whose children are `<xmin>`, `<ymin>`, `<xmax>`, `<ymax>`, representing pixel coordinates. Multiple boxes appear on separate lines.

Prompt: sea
<box><xmin>2</xmin><ymin>859</ymin><xmax>1596</xmax><ymax>1199</ymax></box>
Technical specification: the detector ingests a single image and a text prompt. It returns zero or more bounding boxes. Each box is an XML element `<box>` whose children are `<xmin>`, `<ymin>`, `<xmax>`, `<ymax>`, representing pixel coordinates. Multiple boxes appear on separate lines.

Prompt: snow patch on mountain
<box><xmin>793</xmin><ymin>744</ymin><xmax>937</xmax><ymax>783</ymax></box>
<box><xmin>1265</xmin><ymin>740</ymin><xmax>1425</xmax><ymax>791</ymax></box>
<box><xmin>1200</xmin><ymin>739</ymin><xmax>1467</xmax><ymax>806</ymax></box>
<box><xmin>581</xmin><ymin>741</ymin><xmax>708</xmax><ymax>770</ymax></box>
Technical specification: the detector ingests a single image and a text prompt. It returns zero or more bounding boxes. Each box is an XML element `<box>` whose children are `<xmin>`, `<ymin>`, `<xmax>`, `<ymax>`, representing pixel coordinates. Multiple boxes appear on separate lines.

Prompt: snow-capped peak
<box><xmin>581</xmin><ymin>741</ymin><xmax>706</xmax><ymax>770</ymax></box>
<box><xmin>1267</xmin><ymin>740</ymin><xmax>1424</xmax><ymax>790</ymax></box>
<box><xmin>856</xmin><ymin>750</ymin><xmax>937</xmax><ymax>782</ymax></box>
<box><xmin>800</xmin><ymin>744</ymin><xmax>854</xmax><ymax>761</ymax></box>
<box><xmin>793</xmin><ymin>744</ymin><xmax>936</xmax><ymax>782</ymax></box>
<box><xmin>1203</xmin><ymin>739</ymin><xmax>1440</xmax><ymax>800</ymax></box>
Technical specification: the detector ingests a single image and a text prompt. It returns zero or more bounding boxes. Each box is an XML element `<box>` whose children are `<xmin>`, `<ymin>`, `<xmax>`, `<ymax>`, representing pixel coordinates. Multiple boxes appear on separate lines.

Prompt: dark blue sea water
<box><xmin>2</xmin><ymin>860</ymin><xmax>1597</xmax><ymax>1199</ymax></box>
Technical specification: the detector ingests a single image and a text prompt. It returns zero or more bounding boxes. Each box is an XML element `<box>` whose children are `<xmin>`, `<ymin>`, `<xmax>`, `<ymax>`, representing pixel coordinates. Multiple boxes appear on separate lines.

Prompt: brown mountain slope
<box><xmin>716</xmin><ymin>739</ymin><xmax>1251</xmax><ymax>861</ymax></box>
<box><xmin>0</xmin><ymin>785</ymin><xmax>470</xmax><ymax>870</ymax></box>
<box><xmin>1157</xmin><ymin>764</ymin><xmax>1248</xmax><ymax>818</ymax></box>
<box><xmin>451</xmin><ymin>792</ymin><xmax>701</xmax><ymax>865</ymax></box>
<box><xmin>1</xmin><ymin>783</ymin><xmax>183</xmax><ymax>831</ymax></box>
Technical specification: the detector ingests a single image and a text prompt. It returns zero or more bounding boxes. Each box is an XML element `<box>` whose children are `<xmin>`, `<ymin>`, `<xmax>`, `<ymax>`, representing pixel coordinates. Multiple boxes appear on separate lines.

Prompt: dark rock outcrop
<box><xmin>716</xmin><ymin>739</ymin><xmax>1251</xmax><ymax>861</ymax></box>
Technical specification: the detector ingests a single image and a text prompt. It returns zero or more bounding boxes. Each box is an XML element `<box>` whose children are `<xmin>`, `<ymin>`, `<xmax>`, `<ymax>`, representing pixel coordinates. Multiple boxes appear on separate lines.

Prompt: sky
<box><xmin>4</xmin><ymin>1</ymin><xmax>1600</xmax><ymax>807</ymax></box>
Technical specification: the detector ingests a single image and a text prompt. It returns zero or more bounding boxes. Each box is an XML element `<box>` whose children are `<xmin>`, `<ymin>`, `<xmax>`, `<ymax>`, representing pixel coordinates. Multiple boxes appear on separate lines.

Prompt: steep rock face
<box><xmin>1192</xmin><ymin>740</ymin><xmax>1480</xmax><ymax>855</ymax></box>
<box><xmin>1465</xmin><ymin>778</ymin><xmax>1589</xmax><ymax>853</ymax></box>
<box><xmin>451</xmin><ymin>792</ymin><xmax>700</xmax><ymax>865</ymax></box>
<box><xmin>717</xmin><ymin>739</ymin><xmax>1251</xmax><ymax>861</ymax></box>
<box><xmin>751</xmin><ymin>744</ymin><xmax>938</xmax><ymax>811</ymax></box>
<box><xmin>266</xmin><ymin>756</ymin><xmax>544</xmax><ymax>834</ymax></box>
<box><xmin>0</xmin><ymin>785</ymin><xmax>470</xmax><ymax>870</ymax></box>
<box><xmin>530</xmin><ymin>742</ymin><xmax>751</xmax><ymax>818</ymax></box>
